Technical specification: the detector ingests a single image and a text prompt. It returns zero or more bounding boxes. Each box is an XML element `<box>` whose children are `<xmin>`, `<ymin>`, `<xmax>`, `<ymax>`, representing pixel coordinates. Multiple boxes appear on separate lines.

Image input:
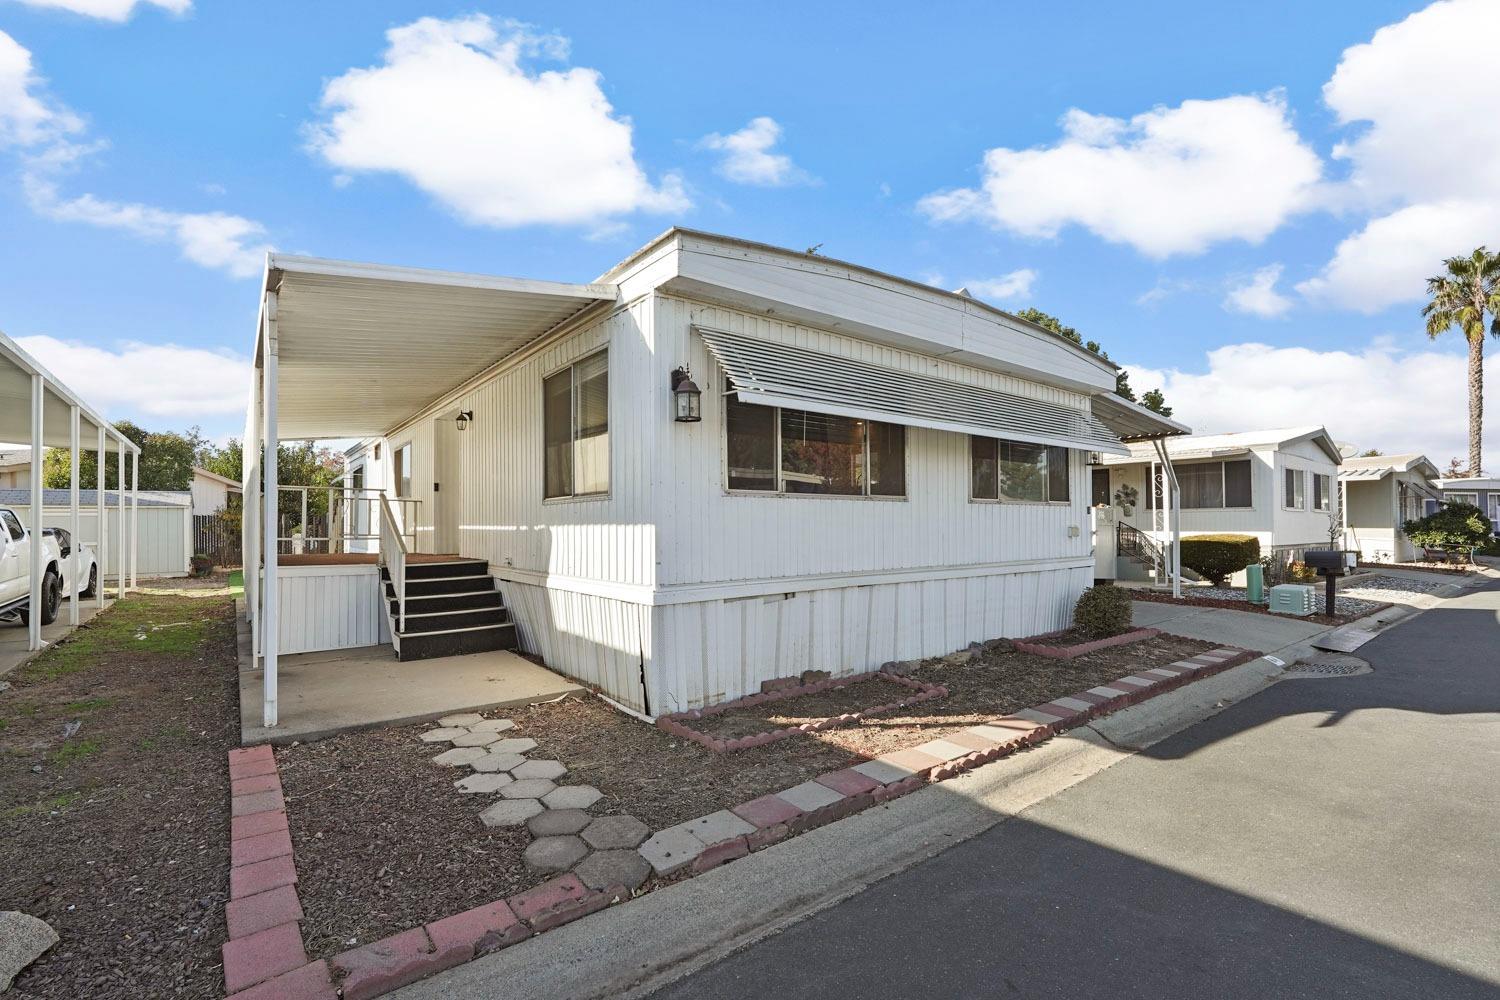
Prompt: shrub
<box><xmin>1403</xmin><ymin>502</ymin><xmax>1494</xmax><ymax>549</ymax></box>
<box><xmin>190</xmin><ymin>554</ymin><xmax>215</xmax><ymax>577</ymax></box>
<box><xmin>1074</xmin><ymin>584</ymin><xmax>1133</xmax><ymax>639</ymax></box>
<box><xmin>1179</xmin><ymin>534</ymin><xmax>1261</xmax><ymax>586</ymax></box>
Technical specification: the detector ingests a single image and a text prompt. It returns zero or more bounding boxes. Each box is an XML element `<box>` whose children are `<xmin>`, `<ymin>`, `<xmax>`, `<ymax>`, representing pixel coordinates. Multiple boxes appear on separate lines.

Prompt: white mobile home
<box><xmin>1341</xmin><ymin>454</ymin><xmax>1442</xmax><ymax>563</ymax></box>
<box><xmin>1095</xmin><ymin>427</ymin><xmax>1343</xmax><ymax>579</ymax></box>
<box><xmin>241</xmin><ymin>230</ymin><xmax>1185</xmax><ymax>727</ymax></box>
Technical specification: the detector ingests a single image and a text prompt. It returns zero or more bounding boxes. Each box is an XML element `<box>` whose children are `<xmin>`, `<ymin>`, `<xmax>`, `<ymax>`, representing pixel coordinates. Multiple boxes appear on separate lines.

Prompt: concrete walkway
<box><xmin>644</xmin><ymin>580</ymin><xmax>1500</xmax><ymax>999</ymax></box>
<box><xmin>1130</xmin><ymin>599</ymin><xmax>1331</xmax><ymax>652</ymax></box>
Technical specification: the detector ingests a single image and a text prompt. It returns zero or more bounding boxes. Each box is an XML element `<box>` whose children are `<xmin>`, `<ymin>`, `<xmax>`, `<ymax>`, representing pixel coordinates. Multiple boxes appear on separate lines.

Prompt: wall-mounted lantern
<box><xmin>670</xmin><ymin>367</ymin><xmax>702</xmax><ymax>423</ymax></box>
<box><xmin>455</xmin><ymin>410</ymin><xmax>474</xmax><ymax>432</ymax></box>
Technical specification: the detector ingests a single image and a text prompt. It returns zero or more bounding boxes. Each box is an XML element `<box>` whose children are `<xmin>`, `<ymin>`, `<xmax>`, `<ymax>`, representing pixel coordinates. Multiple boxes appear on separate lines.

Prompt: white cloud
<box><xmin>1123</xmin><ymin>338</ymin><xmax>1499</xmax><ymax>471</ymax></box>
<box><xmin>16</xmin><ymin>334</ymin><xmax>250</xmax><ymax>420</ymax></box>
<box><xmin>307</xmin><ymin>15</ymin><xmax>688</xmax><ymax>228</ymax></box>
<box><xmin>0</xmin><ymin>29</ymin><xmax>271</xmax><ymax>278</ymax></box>
<box><xmin>698</xmin><ymin>116</ymin><xmax>811</xmax><ymax>187</ymax></box>
<box><xmin>919</xmin><ymin>92</ymin><xmax>1323</xmax><ymax>258</ymax></box>
<box><xmin>11</xmin><ymin>0</ymin><xmax>190</xmax><ymax>20</ymax></box>
<box><xmin>1223</xmin><ymin>264</ymin><xmax>1292</xmax><ymax>318</ymax></box>
<box><xmin>1301</xmin><ymin>0</ymin><xmax>1500</xmax><ymax>311</ymax></box>
<box><xmin>962</xmin><ymin>268</ymin><xmax>1038</xmax><ymax>302</ymax></box>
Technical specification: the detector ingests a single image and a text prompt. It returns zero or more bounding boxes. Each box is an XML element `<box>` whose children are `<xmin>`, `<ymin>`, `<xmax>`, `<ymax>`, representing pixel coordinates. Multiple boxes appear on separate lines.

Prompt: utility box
<box><xmin>1268</xmin><ymin>584</ymin><xmax>1317</xmax><ymax>617</ymax></box>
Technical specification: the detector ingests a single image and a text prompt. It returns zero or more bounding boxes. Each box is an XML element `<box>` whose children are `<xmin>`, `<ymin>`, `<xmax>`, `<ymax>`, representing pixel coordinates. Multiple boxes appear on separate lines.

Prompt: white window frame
<box><xmin>543</xmin><ymin>347</ymin><xmax>611</xmax><ymax>502</ymax></box>
<box><xmin>721</xmin><ymin>385</ymin><xmax>906</xmax><ymax>500</ymax></box>
<box><xmin>1283</xmin><ymin>467</ymin><xmax>1306</xmax><ymax>511</ymax></box>
<box><xmin>968</xmin><ymin>436</ymin><xmax>1071</xmax><ymax>506</ymax></box>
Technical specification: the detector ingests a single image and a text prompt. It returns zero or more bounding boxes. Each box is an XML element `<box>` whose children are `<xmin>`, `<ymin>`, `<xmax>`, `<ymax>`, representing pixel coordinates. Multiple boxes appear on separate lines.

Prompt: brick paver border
<box><xmin>1012</xmin><ymin>626</ymin><xmax>1161</xmax><ymax>659</ymax></box>
<box><xmin>221</xmin><ymin>644</ymin><xmax>1258</xmax><ymax>999</ymax></box>
<box><xmin>656</xmin><ymin>671</ymin><xmax>948</xmax><ymax>752</ymax></box>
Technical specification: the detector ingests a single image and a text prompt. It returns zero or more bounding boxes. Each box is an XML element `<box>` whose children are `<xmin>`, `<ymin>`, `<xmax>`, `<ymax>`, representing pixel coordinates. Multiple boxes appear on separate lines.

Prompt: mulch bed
<box><xmin>676</xmin><ymin>672</ymin><xmax>941</xmax><ymax>742</ymax></box>
<box><xmin>1129</xmin><ymin>588</ymin><xmax>1386</xmax><ymax>626</ymax></box>
<box><xmin>0</xmin><ymin>590</ymin><xmax>240</xmax><ymax>1000</ymax></box>
<box><xmin>281</xmin><ymin>630</ymin><xmax>1222</xmax><ymax>956</ymax></box>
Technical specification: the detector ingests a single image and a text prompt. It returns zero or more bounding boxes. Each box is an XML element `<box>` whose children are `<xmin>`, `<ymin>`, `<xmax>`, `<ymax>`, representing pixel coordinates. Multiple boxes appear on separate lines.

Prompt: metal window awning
<box><xmin>696</xmin><ymin>326</ymin><xmax>1134</xmax><ymax>455</ymax></box>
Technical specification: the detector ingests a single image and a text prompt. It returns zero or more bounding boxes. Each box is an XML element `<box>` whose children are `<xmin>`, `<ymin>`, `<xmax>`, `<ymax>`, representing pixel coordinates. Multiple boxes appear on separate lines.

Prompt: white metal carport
<box><xmin>0</xmin><ymin>330</ymin><xmax>141</xmax><ymax>652</ymax></box>
<box><xmin>242</xmin><ymin>254</ymin><xmax>617</xmax><ymax>727</ymax></box>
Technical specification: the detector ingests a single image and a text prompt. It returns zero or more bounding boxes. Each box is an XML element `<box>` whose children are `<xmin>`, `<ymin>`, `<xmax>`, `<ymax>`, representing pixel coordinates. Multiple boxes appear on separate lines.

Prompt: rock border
<box><xmin>221</xmin><ymin>645</ymin><xmax>1257</xmax><ymax>999</ymax></box>
<box><xmin>1012</xmin><ymin>626</ymin><xmax>1161</xmax><ymax>660</ymax></box>
<box><xmin>656</xmin><ymin>671</ymin><xmax>948</xmax><ymax>752</ymax></box>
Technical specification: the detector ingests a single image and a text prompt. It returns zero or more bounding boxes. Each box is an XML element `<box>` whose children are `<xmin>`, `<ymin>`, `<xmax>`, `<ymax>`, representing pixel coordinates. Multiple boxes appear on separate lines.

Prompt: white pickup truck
<box><xmin>0</xmin><ymin>506</ymin><xmax>97</xmax><ymax>627</ymax></box>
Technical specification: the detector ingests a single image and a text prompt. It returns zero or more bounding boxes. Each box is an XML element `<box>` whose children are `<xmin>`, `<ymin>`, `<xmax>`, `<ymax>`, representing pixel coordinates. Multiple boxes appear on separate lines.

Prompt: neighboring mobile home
<box><xmin>241</xmin><ymin>229</ymin><xmax>1186</xmax><ymax>726</ymax></box>
<box><xmin>1094</xmin><ymin>427</ymin><xmax>1343</xmax><ymax>580</ymax></box>
<box><xmin>1433</xmin><ymin>476</ymin><xmax>1500</xmax><ymax>534</ymax></box>
<box><xmin>1339</xmin><ymin>453</ymin><xmax>1442</xmax><ymax>563</ymax></box>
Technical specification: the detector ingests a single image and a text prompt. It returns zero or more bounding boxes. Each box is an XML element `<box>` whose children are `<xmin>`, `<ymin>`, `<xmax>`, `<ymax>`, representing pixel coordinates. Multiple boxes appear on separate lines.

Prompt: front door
<box><xmin>434</xmin><ymin>415</ymin><xmax>462</xmax><ymax>554</ymax></box>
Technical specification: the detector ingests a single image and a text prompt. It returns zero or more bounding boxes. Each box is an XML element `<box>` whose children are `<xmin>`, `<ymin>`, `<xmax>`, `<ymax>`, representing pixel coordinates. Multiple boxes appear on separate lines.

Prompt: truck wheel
<box><xmin>81</xmin><ymin>565</ymin><xmax>97</xmax><ymax>598</ymax></box>
<box><xmin>40</xmin><ymin>570</ymin><xmax>60</xmax><ymax>626</ymax></box>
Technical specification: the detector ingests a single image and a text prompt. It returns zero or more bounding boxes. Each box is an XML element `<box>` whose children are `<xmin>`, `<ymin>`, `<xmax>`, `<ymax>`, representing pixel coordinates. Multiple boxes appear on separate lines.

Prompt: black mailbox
<box><xmin>1304</xmin><ymin>550</ymin><xmax>1347</xmax><ymax>576</ymax></box>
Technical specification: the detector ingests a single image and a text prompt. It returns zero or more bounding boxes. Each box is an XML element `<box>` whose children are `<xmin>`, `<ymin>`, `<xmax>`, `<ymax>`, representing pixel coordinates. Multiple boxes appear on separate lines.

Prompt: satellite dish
<box><xmin>1337</xmin><ymin>442</ymin><xmax>1360</xmax><ymax>459</ymax></box>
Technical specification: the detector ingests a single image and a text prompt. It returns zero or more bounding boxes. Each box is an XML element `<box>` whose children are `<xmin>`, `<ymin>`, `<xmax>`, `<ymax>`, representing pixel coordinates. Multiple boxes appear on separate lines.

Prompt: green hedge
<box><xmin>1179</xmin><ymin>534</ymin><xmax>1261</xmax><ymax>586</ymax></box>
<box><xmin>1074</xmin><ymin>584</ymin><xmax>1133</xmax><ymax>639</ymax></box>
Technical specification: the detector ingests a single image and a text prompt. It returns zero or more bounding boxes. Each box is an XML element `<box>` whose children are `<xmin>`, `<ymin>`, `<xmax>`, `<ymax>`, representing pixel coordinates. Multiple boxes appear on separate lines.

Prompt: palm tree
<box><xmin>1423</xmin><ymin>247</ymin><xmax>1500</xmax><ymax>476</ymax></box>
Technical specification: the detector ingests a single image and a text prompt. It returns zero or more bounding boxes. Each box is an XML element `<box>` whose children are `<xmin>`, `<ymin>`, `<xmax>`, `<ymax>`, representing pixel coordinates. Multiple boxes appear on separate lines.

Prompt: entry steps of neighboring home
<box><xmin>382</xmin><ymin>558</ymin><xmax>519</xmax><ymax>661</ymax></box>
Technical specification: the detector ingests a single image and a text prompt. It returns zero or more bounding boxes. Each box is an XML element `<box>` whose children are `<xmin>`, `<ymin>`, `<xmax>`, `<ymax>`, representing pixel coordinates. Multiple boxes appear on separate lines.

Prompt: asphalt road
<box><xmin>652</xmin><ymin>581</ymin><xmax>1500</xmax><ymax>999</ymax></box>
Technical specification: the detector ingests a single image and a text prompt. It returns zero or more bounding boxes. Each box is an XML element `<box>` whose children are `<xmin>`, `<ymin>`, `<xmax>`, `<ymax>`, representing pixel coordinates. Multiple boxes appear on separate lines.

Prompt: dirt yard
<box><xmin>0</xmin><ymin>588</ymin><xmax>239</xmax><ymax>1000</ymax></box>
<box><xmin>280</xmin><ymin>630</ymin><xmax>1218</xmax><ymax>954</ymax></box>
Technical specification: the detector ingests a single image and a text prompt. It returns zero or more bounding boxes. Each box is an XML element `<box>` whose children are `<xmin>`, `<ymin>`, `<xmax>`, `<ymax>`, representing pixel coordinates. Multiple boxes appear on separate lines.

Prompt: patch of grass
<box><xmin>64</xmin><ymin>696</ymin><xmax>114</xmax><ymax>714</ymax></box>
<box><xmin>18</xmin><ymin>595</ymin><xmax>223</xmax><ymax>684</ymax></box>
<box><xmin>228</xmin><ymin>569</ymin><xmax>244</xmax><ymax>599</ymax></box>
<box><xmin>49</xmin><ymin>738</ymin><xmax>101</xmax><ymax>767</ymax></box>
<box><xmin>3</xmin><ymin>790</ymin><xmax>81</xmax><ymax>820</ymax></box>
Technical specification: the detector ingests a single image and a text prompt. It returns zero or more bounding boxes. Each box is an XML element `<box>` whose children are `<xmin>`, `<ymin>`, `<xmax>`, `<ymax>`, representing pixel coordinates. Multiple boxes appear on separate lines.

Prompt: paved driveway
<box><xmin>653</xmin><ymin>583</ymin><xmax>1500</xmax><ymax>999</ymax></box>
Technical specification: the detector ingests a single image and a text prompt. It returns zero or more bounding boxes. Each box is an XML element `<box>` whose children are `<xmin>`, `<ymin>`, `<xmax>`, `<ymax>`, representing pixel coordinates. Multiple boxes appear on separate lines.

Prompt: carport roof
<box><xmin>259</xmin><ymin>255</ymin><xmax>618</xmax><ymax>440</ymax></box>
<box><xmin>0</xmin><ymin>331</ymin><xmax>139</xmax><ymax>453</ymax></box>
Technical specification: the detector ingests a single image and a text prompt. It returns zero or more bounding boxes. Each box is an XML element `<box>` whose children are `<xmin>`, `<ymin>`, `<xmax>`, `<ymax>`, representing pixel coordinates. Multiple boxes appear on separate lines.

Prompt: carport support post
<box><xmin>116</xmin><ymin>442</ymin><xmax>125</xmax><ymax>598</ymax></box>
<box><xmin>28</xmin><ymin>374</ymin><xmax>43</xmax><ymax>652</ymax></box>
<box><xmin>95</xmin><ymin>424</ymin><xmax>105</xmax><ymax>609</ymax></box>
<box><xmin>262</xmin><ymin>292</ymin><xmax>280</xmax><ymax>728</ymax></box>
<box><xmin>69</xmin><ymin>404</ymin><xmax>80</xmax><ymax>626</ymax></box>
<box><xmin>130</xmin><ymin>450</ymin><xmax>138</xmax><ymax>588</ymax></box>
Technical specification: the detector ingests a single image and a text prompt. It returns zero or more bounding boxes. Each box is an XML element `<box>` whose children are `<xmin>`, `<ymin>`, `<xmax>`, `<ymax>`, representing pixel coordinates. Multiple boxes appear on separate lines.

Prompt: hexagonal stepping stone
<box><xmin>523</xmin><ymin>835</ymin><xmax>588</xmax><ymax>873</ymax></box>
<box><xmin>542</xmin><ymin>785</ymin><xmax>603</xmax><ymax>810</ymax></box>
<box><xmin>432</xmin><ymin>746</ymin><xmax>488</xmax><ymax>767</ymax></box>
<box><xmin>511</xmin><ymin>759</ymin><xmax>566</xmax><ymax>781</ymax></box>
<box><xmin>471</xmin><ymin>718</ymin><xmax>516</xmax><ymax>733</ymax></box>
<box><xmin>581</xmin><ymin>814</ymin><xmax>649</xmax><ymax>850</ymax></box>
<box><xmin>527</xmin><ymin>808</ymin><xmax>592</xmax><ymax>837</ymax></box>
<box><xmin>440</xmin><ymin>712</ymin><xmax>486</xmax><ymax>727</ymax></box>
<box><xmin>575</xmin><ymin>849</ymin><xmax>651</xmax><ymax>891</ymax></box>
<box><xmin>454</xmin><ymin>772</ymin><xmax>513</xmax><ymax>794</ymax></box>
<box><xmin>490</xmin><ymin>737</ymin><xmax>538</xmax><ymax>755</ymax></box>
<box><xmin>450</xmin><ymin>731</ymin><xmax>502</xmax><ymax>748</ymax></box>
<box><xmin>470</xmin><ymin>752</ymin><xmax>528</xmax><ymax>773</ymax></box>
<box><xmin>501</xmin><ymin>778</ymin><xmax>557</xmax><ymax>799</ymax></box>
<box><xmin>479</xmin><ymin>798</ymin><xmax>544</xmax><ymax>827</ymax></box>
<box><xmin>419</xmin><ymin>727</ymin><xmax>470</xmax><ymax>743</ymax></box>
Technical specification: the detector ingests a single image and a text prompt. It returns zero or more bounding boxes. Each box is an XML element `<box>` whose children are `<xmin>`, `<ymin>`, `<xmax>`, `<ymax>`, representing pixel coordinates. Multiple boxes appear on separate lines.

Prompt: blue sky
<box><xmin>1</xmin><ymin>0</ymin><xmax>1497</xmax><ymax>469</ymax></box>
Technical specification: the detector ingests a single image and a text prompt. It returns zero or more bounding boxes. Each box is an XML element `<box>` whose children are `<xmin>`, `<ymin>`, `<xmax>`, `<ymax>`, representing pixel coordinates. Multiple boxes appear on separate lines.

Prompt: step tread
<box><xmin>397</xmin><ymin>621</ymin><xmax>516</xmax><ymax>638</ymax></box>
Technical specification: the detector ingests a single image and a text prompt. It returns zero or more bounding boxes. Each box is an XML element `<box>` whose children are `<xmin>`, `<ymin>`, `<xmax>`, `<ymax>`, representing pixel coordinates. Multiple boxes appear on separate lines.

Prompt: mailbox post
<box><xmin>1304</xmin><ymin>549</ymin><xmax>1354</xmax><ymax>617</ymax></box>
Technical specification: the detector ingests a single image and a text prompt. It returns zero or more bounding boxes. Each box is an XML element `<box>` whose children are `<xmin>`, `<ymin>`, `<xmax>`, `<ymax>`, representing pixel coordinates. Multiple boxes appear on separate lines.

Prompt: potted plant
<box><xmin>190</xmin><ymin>553</ymin><xmax>215</xmax><ymax>577</ymax></box>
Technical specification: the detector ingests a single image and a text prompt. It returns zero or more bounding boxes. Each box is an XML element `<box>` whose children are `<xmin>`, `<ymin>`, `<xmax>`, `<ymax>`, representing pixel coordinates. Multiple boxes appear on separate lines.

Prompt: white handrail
<box><xmin>378</xmin><ymin>494</ymin><xmax>408</xmax><ymax>634</ymax></box>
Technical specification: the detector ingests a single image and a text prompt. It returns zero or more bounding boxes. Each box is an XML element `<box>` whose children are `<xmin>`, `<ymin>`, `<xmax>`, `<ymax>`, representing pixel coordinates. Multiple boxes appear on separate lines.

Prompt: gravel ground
<box><xmin>1189</xmin><ymin>586</ymin><xmax>1387</xmax><ymax>618</ymax></box>
<box><xmin>1339</xmin><ymin>574</ymin><xmax>1451</xmax><ymax>604</ymax></box>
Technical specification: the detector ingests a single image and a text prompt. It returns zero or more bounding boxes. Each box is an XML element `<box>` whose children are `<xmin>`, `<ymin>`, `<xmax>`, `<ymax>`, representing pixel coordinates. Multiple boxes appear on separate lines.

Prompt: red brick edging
<box><xmin>1012</xmin><ymin>626</ymin><xmax>1161</xmax><ymax>660</ymax></box>
<box><xmin>656</xmin><ymin>671</ymin><xmax>947</xmax><ymax>752</ymax></box>
<box><xmin>222</xmin><ymin>644</ymin><xmax>1259</xmax><ymax>999</ymax></box>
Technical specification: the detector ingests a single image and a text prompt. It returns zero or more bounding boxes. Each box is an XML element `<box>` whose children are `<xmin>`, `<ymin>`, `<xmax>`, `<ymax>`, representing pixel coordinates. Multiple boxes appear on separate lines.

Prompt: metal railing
<box><xmin>1117</xmin><ymin>522</ymin><xmax>1166</xmax><ymax>582</ymax></box>
<box><xmin>273</xmin><ymin>485</ymin><xmax>419</xmax><ymax>554</ymax></box>
<box><xmin>378</xmin><ymin>494</ymin><xmax>408</xmax><ymax>635</ymax></box>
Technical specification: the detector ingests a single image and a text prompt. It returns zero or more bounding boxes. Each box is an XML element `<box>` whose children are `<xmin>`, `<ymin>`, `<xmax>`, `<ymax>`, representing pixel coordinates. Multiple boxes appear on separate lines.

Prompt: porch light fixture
<box><xmin>670</xmin><ymin>367</ymin><xmax>702</xmax><ymax>422</ymax></box>
<box><xmin>455</xmin><ymin>410</ymin><xmax>474</xmax><ymax>432</ymax></box>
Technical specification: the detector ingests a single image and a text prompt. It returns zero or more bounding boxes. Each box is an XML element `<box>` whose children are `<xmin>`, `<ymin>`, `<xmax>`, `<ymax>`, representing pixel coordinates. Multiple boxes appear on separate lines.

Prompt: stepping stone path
<box><xmin>419</xmin><ymin>714</ymin><xmax>649</xmax><ymax>890</ymax></box>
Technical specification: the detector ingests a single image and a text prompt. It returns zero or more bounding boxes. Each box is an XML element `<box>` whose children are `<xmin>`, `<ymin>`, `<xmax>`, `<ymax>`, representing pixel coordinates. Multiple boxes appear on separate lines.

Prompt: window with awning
<box><xmin>698</xmin><ymin>326</ymin><xmax>1129</xmax><ymax>456</ymax></box>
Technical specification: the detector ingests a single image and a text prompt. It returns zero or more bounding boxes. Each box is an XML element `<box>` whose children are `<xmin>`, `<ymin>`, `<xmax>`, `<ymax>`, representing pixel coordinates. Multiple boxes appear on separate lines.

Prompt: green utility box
<box><xmin>1245</xmin><ymin>563</ymin><xmax>1264</xmax><ymax>604</ymax></box>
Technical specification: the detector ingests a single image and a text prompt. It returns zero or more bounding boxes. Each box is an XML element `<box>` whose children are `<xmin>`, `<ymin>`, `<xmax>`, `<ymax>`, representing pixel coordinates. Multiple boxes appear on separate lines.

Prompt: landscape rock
<box><xmin>0</xmin><ymin>911</ymin><xmax>58</xmax><ymax>991</ymax></box>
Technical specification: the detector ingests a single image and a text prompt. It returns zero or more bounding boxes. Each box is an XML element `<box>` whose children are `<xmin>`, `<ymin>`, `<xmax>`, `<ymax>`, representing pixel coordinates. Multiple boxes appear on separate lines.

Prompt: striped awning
<box><xmin>697</xmin><ymin>326</ymin><xmax>1130</xmax><ymax>454</ymax></box>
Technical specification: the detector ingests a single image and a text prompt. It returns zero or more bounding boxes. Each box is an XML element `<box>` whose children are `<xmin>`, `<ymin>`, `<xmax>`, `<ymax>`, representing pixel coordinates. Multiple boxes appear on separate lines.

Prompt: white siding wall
<box><xmin>1272</xmin><ymin>439</ymin><xmax>1341</xmax><ymax>549</ymax></box>
<box><xmin>11</xmin><ymin>503</ymin><xmax>189</xmax><ymax>577</ymax></box>
<box><xmin>501</xmin><ymin>580</ymin><xmax>651</xmax><ymax>713</ymax></box>
<box><xmin>190</xmin><ymin>477</ymin><xmax>235</xmax><ymax>516</ymax></box>
<box><xmin>275</xmin><ymin>565</ymin><xmax>390</xmax><ymax>655</ymax></box>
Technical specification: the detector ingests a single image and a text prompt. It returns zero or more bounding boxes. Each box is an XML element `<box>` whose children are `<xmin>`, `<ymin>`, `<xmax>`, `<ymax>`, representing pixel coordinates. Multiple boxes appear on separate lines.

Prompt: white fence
<box><xmin>9</xmin><ymin>502</ymin><xmax>191</xmax><ymax>578</ymax></box>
